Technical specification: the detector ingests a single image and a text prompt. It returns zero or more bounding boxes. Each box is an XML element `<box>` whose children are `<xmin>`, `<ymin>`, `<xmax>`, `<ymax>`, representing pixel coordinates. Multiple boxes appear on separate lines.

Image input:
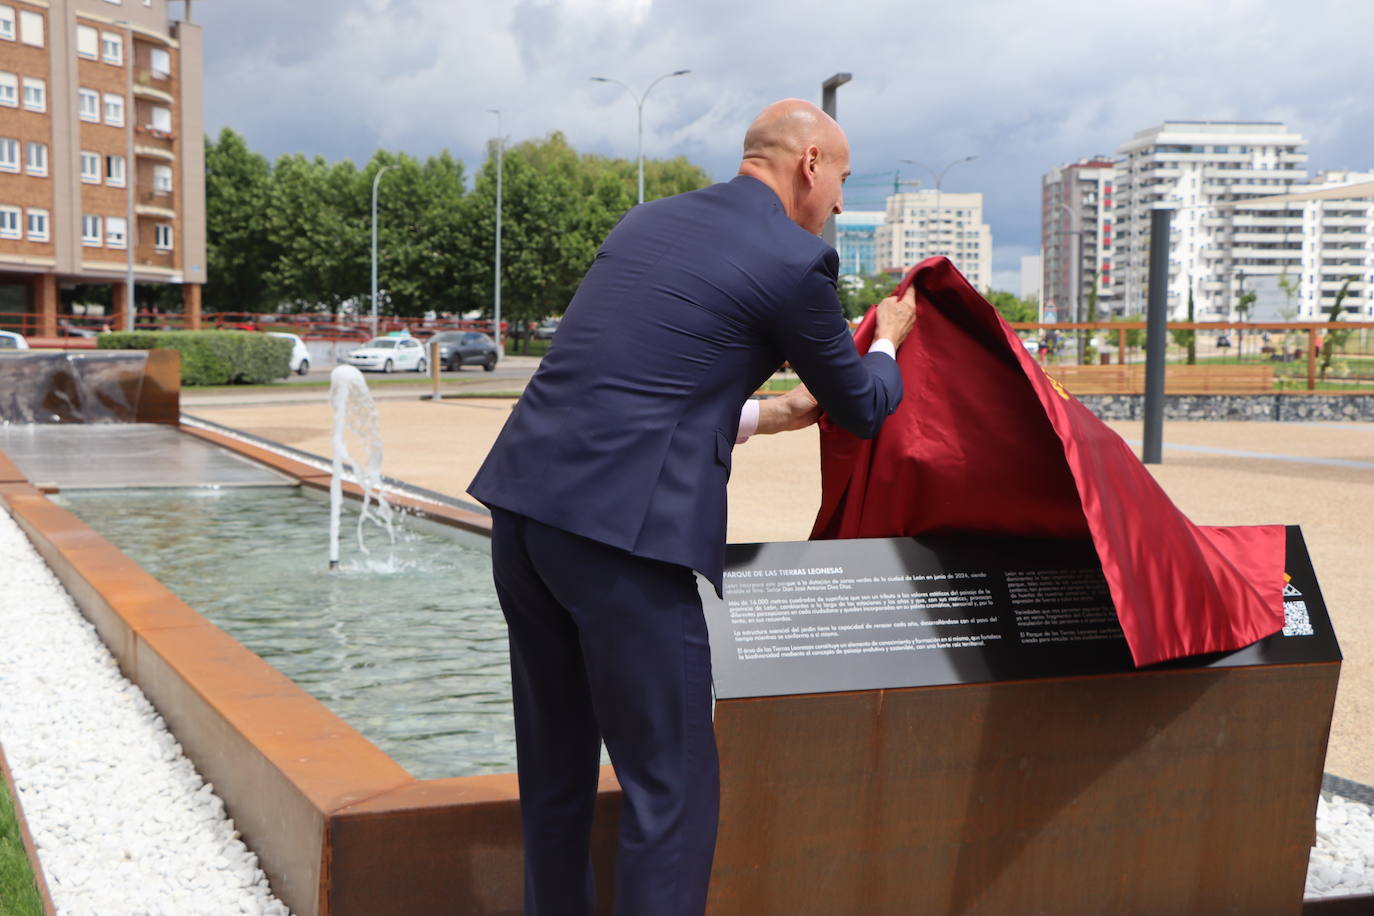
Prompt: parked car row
<box><xmin>341</xmin><ymin>330</ymin><xmax>501</xmax><ymax>374</ymax></box>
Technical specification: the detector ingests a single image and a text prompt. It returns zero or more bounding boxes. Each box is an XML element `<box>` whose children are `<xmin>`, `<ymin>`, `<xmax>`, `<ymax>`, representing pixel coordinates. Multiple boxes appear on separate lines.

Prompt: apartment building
<box><xmin>1280</xmin><ymin>170</ymin><xmax>1374</xmax><ymax>318</ymax></box>
<box><xmin>1041</xmin><ymin>157</ymin><xmax>1115</xmax><ymax>320</ymax></box>
<box><xmin>875</xmin><ymin>190</ymin><xmax>992</xmax><ymax>290</ymax></box>
<box><xmin>0</xmin><ymin>0</ymin><xmax>204</xmax><ymax>336</ymax></box>
<box><xmin>835</xmin><ymin>210</ymin><xmax>884</xmax><ymax>278</ymax></box>
<box><xmin>1110</xmin><ymin>121</ymin><xmax>1309</xmax><ymax>319</ymax></box>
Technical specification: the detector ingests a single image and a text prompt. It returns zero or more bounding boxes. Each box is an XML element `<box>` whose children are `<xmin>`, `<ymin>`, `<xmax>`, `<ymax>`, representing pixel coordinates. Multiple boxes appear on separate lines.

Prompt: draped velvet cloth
<box><xmin>810</xmin><ymin>257</ymin><xmax>1285</xmax><ymax>667</ymax></box>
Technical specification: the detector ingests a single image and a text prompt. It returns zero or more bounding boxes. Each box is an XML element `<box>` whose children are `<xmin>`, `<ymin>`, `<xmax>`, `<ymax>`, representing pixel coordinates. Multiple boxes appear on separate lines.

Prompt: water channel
<box><xmin>55</xmin><ymin>486</ymin><xmax>516</xmax><ymax>780</ymax></box>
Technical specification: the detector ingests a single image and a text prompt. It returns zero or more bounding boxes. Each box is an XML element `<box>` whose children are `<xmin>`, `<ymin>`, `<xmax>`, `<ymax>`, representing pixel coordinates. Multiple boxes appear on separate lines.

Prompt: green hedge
<box><xmin>97</xmin><ymin>330</ymin><xmax>292</xmax><ymax>386</ymax></box>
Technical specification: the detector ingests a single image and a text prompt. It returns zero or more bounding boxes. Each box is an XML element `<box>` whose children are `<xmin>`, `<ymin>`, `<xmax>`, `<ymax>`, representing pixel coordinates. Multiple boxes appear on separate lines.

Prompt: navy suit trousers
<box><xmin>491</xmin><ymin>509</ymin><xmax>720</xmax><ymax>916</ymax></box>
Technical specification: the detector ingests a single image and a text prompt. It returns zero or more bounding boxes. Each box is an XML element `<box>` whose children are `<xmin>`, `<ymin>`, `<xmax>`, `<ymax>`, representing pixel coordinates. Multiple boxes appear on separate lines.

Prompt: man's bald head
<box><xmin>742</xmin><ymin>99</ymin><xmax>845</xmax><ymax>164</ymax></box>
<box><xmin>738</xmin><ymin>99</ymin><xmax>851</xmax><ymax>236</ymax></box>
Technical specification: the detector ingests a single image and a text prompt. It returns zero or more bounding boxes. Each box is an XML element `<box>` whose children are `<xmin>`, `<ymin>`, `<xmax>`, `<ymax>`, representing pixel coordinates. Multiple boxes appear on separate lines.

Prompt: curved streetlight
<box><xmin>488</xmin><ymin>109</ymin><xmax>503</xmax><ymax>349</ymax></box>
<box><xmin>589</xmin><ymin>69</ymin><xmax>690</xmax><ymax>204</ymax></box>
<box><xmin>370</xmin><ymin>164</ymin><xmax>394</xmax><ymax>339</ymax></box>
<box><xmin>901</xmin><ymin>155</ymin><xmax>977</xmax><ymax>259</ymax></box>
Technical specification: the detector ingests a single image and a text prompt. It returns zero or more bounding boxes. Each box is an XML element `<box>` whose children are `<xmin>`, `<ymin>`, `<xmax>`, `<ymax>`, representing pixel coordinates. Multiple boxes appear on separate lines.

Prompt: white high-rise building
<box><xmin>1285</xmin><ymin>171</ymin><xmax>1374</xmax><ymax>318</ymax></box>
<box><xmin>1112</xmin><ymin>121</ymin><xmax>1310</xmax><ymax>319</ymax></box>
<box><xmin>875</xmin><ymin>190</ymin><xmax>992</xmax><ymax>290</ymax></box>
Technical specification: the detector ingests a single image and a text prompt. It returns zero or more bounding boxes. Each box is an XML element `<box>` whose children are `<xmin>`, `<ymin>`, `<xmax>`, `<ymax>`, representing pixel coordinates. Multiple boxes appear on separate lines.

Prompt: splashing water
<box><xmin>329</xmin><ymin>365</ymin><xmax>396</xmax><ymax>568</ymax></box>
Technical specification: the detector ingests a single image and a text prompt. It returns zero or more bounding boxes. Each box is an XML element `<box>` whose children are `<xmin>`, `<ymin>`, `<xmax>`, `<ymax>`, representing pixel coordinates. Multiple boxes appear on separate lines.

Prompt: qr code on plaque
<box><xmin>1283</xmin><ymin>600</ymin><xmax>1313</xmax><ymax>637</ymax></box>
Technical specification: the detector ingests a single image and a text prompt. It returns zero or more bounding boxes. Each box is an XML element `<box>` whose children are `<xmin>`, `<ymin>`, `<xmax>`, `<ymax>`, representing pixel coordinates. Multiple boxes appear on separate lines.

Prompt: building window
<box><xmin>22</xmin><ymin>77</ymin><xmax>44</xmax><ymax>112</ymax></box>
<box><xmin>106</xmin><ymin>216</ymin><xmax>127</xmax><ymax>248</ymax></box>
<box><xmin>0</xmin><ymin>137</ymin><xmax>17</xmax><ymax>172</ymax></box>
<box><xmin>18</xmin><ymin>9</ymin><xmax>40</xmax><ymax>47</ymax></box>
<box><xmin>149</xmin><ymin>105</ymin><xmax>171</xmax><ymax>133</ymax></box>
<box><xmin>153</xmin><ymin>164</ymin><xmax>172</xmax><ymax>193</ymax></box>
<box><xmin>26</xmin><ymin>141</ymin><xmax>46</xmax><ymax>176</ymax></box>
<box><xmin>101</xmin><ymin>32</ymin><xmax>122</xmax><ymax>65</ymax></box>
<box><xmin>0</xmin><ymin>72</ymin><xmax>15</xmax><ymax>107</ymax></box>
<box><xmin>76</xmin><ymin>24</ymin><xmax>98</xmax><ymax>58</ymax></box>
<box><xmin>0</xmin><ymin>206</ymin><xmax>20</xmax><ymax>239</ymax></box>
<box><xmin>0</xmin><ymin>6</ymin><xmax>13</xmax><ymax>41</ymax></box>
<box><xmin>82</xmin><ymin>214</ymin><xmax>102</xmax><ymax>246</ymax></box>
<box><xmin>26</xmin><ymin>208</ymin><xmax>48</xmax><ymax>242</ymax></box>
<box><xmin>79</xmin><ymin>87</ymin><xmax>99</xmax><ymax>121</ymax></box>
<box><xmin>155</xmin><ymin>223</ymin><xmax>173</xmax><ymax>250</ymax></box>
<box><xmin>80</xmin><ymin>150</ymin><xmax>101</xmax><ymax>183</ymax></box>
<box><xmin>150</xmin><ymin>48</ymin><xmax>171</xmax><ymax>78</ymax></box>
<box><xmin>104</xmin><ymin>93</ymin><xmax>124</xmax><ymax>126</ymax></box>
<box><xmin>106</xmin><ymin>154</ymin><xmax>125</xmax><ymax>187</ymax></box>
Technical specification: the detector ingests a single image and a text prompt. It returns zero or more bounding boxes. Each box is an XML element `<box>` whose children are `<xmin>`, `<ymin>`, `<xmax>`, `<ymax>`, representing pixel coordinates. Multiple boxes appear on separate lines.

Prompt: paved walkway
<box><xmin>187</xmin><ymin>390</ymin><xmax>1374</xmax><ymax>788</ymax></box>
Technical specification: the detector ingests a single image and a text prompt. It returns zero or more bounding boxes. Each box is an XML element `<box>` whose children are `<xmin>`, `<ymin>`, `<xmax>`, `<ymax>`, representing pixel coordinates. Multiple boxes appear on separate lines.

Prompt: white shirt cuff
<box><xmin>870</xmin><ymin>338</ymin><xmax>896</xmax><ymax>360</ymax></box>
<box><xmin>736</xmin><ymin>398</ymin><xmax>760</xmax><ymax>444</ymax></box>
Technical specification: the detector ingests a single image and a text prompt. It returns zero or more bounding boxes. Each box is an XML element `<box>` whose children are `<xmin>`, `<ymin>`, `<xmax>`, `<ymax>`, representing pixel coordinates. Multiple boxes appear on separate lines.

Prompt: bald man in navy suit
<box><xmin>469</xmin><ymin>99</ymin><xmax>916</xmax><ymax>916</ymax></box>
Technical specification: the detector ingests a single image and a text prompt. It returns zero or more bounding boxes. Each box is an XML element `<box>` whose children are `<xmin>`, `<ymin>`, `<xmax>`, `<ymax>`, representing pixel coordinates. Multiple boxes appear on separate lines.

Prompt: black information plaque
<box><xmin>701</xmin><ymin>526</ymin><xmax>1340</xmax><ymax>700</ymax></box>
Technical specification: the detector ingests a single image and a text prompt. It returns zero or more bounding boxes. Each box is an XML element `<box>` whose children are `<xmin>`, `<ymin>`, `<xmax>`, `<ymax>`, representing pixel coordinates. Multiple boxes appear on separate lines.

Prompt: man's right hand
<box><xmin>874</xmin><ymin>285</ymin><xmax>917</xmax><ymax>348</ymax></box>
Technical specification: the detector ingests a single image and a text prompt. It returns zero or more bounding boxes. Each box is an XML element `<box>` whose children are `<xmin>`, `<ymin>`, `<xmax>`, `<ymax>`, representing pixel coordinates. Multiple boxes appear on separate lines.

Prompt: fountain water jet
<box><xmin>328</xmin><ymin>365</ymin><xmax>395</xmax><ymax>568</ymax></box>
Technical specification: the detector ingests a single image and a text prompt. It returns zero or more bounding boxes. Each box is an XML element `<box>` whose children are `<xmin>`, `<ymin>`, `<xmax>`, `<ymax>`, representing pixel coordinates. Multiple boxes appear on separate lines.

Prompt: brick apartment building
<box><xmin>0</xmin><ymin>0</ymin><xmax>204</xmax><ymax>337</ymax></box>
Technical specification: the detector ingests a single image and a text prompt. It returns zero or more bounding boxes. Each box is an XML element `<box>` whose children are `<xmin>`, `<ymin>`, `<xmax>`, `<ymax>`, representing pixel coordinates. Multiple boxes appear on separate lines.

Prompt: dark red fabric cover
<box><xmin>811</xmin><ymin>257</ymin><xmax>1285</xmax><ymax>667</ymax></box>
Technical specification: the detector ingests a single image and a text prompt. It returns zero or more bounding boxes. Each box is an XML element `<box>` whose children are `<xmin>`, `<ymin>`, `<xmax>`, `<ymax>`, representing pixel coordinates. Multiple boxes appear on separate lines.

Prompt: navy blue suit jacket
<box><xmin>468</xmin><ymin>175</ymin><xmax>902</xmax><ymax>595</ymax></box>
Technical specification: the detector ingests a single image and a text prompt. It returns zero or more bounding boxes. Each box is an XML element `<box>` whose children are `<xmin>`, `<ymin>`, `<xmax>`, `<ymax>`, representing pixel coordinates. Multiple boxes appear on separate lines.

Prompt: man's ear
<box><xmin>801</xmin><ymin>145</ymin><xmax>821</xmax><ymax>187</ymax></box>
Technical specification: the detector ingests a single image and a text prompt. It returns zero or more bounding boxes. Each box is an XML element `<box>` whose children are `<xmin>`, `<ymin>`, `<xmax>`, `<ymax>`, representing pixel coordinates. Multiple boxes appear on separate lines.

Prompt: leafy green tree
<box><xmin>261</xmin><ymin>153</ymin><xmax>362</xmax><ymax>312</ymax></box>
<box><xmin>838</xmin><ymin>274</ymin><xmax>895</xmax><ymax>319</ymax></box>
<box><xmin>204</xmin><ymin>128</ymin><xmax>276</xmax><ymax>313</ymax></box>
<box><xmin>1319</xmin><ymin>278</ymin><xmax>1356</xmax><ymax>379</ymax></box>
<box><xmin>1171</xmin><ymin>288</ymin><xmax>1197</xmax><ymax>364</ymax></box>
<box><xmin>462</xmin><ymin>134</ymin><xmax>603</xmax><ymax>351</ymax></box>
<box><xmin>984</xmin><ymin>290</ymin><xmax>1038</xmax><ymax>323</ymax></box>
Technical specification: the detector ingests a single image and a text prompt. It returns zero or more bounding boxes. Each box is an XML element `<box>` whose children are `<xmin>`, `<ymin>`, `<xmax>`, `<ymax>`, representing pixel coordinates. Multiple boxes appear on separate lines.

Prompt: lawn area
<box><xmin>0</xmin><ymin>776</ymin><xmax>43</xmax><ymax>916</ymax></box>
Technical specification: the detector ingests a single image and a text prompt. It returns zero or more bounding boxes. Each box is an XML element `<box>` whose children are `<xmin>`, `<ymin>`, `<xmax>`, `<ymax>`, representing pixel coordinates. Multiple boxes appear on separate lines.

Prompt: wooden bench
<box><xmin>1045</xmin><ymin>364</ymin><xmax>1274</xmax><ymax>395</ymax></box>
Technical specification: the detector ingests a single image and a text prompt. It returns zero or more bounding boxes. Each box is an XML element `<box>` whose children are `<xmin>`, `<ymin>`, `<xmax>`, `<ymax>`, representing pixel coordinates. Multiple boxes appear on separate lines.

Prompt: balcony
<box><xmin>132</xmin><ymin>84</ymin><xmax>174</xmax><ymax>105</ymax></box>
<box><xmin>134</xmin><ymin>144</ymin><xmax>175</xmax><ymax>162</ymax></box>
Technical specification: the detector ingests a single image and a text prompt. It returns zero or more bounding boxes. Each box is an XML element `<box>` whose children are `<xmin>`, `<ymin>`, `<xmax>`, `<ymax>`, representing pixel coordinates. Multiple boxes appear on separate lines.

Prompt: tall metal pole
<box><xmin>370</xmin><ymin>164</ymin><xmax>393</xmax><ymax>340</ymax></box>
<box><xmin>1143</xmin><ymin>207</ymin><xmax>1173</xmax><ymax>464</ymax></box>
<box><xmin>120</xmin><ymin>20</ymin><xmax>135</xmax><ymax>331</ymax></box>
<box><xmin>589</xmin><ymin>70</ymin><xmax>690</xmax><ymax>206</ymax></box>
<box><xmin>820</xmin><ymin>73</ymin><xmax>851</xmax><ymax>249</ymax></box>
<box><xmin>488</xmin><ymin>109</ymin><xmax>503</xmax><ymax>350</ymax></box>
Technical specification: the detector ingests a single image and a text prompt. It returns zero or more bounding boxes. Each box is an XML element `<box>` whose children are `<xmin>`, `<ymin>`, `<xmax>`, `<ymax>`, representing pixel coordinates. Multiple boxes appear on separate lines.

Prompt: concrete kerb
<box><xmin>0</xmin><ymin>433</ymin><xmax>622</xmax><ymax>916</ymax></box>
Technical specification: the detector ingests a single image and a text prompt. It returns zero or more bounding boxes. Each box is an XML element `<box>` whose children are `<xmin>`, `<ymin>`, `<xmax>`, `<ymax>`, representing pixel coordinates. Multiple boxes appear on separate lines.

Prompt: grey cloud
<box><xmin>194</xmin><ymin>0</ymin><xmax>1374</xmax><ymax>284</ymax></box>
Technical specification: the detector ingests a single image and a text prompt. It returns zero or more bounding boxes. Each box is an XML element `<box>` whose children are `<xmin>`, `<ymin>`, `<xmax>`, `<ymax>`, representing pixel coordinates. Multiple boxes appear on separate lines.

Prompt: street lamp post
<box><xmin>820</xmin><ymin>73</ymin><xmax>851</xmax><ymax>249</ymax></box>
<box><xmin>116</xmin><ymin>20</ymin><xmax>135</xmax><ymax>331</ymax></box>
<box><xmin>370</xmin><ymin>164</ymin><xmax>394</xmax><ymax>340</ymax></box>
<box><xmin>488</xmin><ymin>109</ymin><xmax>504</xmax><ymax>350</ymax></box>
<box><xmin>589</xmin><ymin>70</ymin><xmax>690</xmax><ymax>205</ymax></box>
<box><xmin>901</xmin><ymin>155</ymin><xmax>977</xmax><ymax>260</ymax></box>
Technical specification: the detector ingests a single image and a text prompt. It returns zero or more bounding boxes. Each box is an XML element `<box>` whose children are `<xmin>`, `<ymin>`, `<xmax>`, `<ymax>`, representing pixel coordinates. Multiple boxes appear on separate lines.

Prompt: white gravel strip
<box><xmin>1309</xmin><ymin>793</ymin><xmax>1374</xmax><ymax>898</ymax></box>
<box><xmin>0</xmin><ymin>507</ymin><xmax>291</xmax><ymax>916</ymax></box>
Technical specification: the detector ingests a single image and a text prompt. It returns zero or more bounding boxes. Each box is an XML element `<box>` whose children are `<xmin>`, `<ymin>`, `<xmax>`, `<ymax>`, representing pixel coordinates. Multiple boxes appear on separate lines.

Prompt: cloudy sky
<box><xmin>192</xmin><ymin>0</ymin><xmax>1374</xmax><ymax>291</ymax></box>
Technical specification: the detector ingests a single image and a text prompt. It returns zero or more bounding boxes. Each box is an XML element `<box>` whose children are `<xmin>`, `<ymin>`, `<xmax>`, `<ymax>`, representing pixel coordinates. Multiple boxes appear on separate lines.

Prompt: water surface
<box><xmin>56</xmin><ymin>487</ymin><xmax>515</xmax><ymax>779</ymax></box>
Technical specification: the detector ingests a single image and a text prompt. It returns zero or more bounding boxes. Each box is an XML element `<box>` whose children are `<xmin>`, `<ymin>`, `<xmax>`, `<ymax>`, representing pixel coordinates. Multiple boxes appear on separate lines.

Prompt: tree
<box><xmin>261</xmin><ymin>153</ymin><xmax>362</xmax><ymax>311</ymax></box>
<box><xmin>984</xmin><ymin>290</ymin><xmax>1038</xmax><ymax>323</ymax></box>
<box><xmin>204</xmin><ymin>128</ymin><xmax>276</xmax><ymax>313</ymax></box>
<box><xmin>1319</xmin><ymin>278</ymin><xmax>1356</xmax><ymax>379</ymax></box>
<box><xmin>837</xmin><ymin>274</ymin><xmax>895</xmax><ymax>320</ymax></box>
<box><xmin>1171</xmin><ymin>288</ymin><xmax>1197</xmax><ymax>364</ymax></box>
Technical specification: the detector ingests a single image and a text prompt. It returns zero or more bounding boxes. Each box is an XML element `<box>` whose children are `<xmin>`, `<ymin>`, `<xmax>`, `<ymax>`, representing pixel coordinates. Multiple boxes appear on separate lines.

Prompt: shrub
<box><xmin>97</xmin><ymin>330</ymin><xmax>292</xmax><ymax>385</ymax></box>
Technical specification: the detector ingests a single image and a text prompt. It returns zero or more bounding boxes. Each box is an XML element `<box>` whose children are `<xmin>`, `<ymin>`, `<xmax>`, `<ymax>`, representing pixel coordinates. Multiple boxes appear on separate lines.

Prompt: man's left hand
<box><xmin>756</xmin><ymin>383</ymin><xmax>821</xmax><ymax>435</ymax></box>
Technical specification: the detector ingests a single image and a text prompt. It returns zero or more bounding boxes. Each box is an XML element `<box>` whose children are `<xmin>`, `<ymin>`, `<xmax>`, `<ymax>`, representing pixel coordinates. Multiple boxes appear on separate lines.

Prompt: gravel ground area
<box><xmin>0</xmin><ymin>509</ymin><xmax>291</xmax><ymax>916</ymax></box>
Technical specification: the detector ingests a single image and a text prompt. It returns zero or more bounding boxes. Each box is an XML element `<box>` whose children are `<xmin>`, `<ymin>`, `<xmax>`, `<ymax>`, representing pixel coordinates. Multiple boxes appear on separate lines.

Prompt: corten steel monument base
<box><xmin>709</xmin><ymin>667</ymin><xmax>1336</xmax><ymax>914</ymax></box>
<box><xmin>701</xmin><ymin>535</ymin><xmax>1340</xmax><ymax>915</ymax></box>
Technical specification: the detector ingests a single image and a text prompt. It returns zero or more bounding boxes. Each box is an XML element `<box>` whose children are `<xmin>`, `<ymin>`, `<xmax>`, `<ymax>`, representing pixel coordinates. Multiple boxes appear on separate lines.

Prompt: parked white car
<box><xmin>345</xmin><ymin>335</ymin><xmax>427</xmax><ymax>373</ymax></box>
<box><xmin>0</xmin><ymin>330</ymin><xmax>30</xmax><ymax>350</ymax></box>
<box><xmin>267</xmin><ymin>332</ymin><xmax>311</xmax><ymax>375</ymax></box>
